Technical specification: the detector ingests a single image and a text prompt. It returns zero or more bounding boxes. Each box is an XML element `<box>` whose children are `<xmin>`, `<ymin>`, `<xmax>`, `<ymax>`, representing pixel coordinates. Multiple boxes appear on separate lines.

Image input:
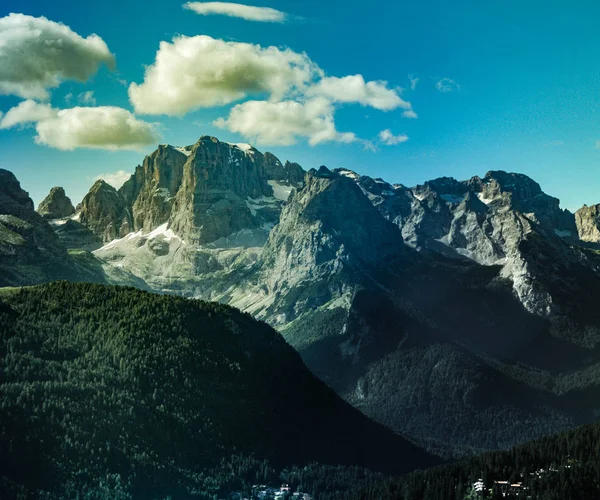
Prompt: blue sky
<box><xmin>1</xmin><ymin>0</ymin><xmax>600</xmax><ymax>210</ymax></box>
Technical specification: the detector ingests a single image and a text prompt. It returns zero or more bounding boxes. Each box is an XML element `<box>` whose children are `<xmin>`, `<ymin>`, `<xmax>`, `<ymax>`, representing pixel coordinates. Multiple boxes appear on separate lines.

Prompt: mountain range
<box><xmin>4</xmin><ymin>134</ymin><xmax>600</xmax><ymax>457</ymax></box>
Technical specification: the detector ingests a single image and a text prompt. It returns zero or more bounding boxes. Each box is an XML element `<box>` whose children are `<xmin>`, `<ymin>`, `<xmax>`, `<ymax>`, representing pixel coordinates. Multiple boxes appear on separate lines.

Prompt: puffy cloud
<box><xmin>129</xmin><ymin>35</ymin><xmax>319</xmax><ymax>115</ymax></box>
<box><xmin>94</xmin><ymin>170</ymin><xmax>132</xmax><ymax>189</ymax></box>
<box><xmin>214</xmin><ymin>97</ymin><xmax>356</xmax><ymax>146</ymax></box>
<box><xmin>402</xmin><ymin>109</ymin><xmax>418</xmax><ymax>119</ymax></box>
<box><xmin>1</xmin><ymin>100</ymin><xmax>159</xmax><ymax>150</ymax></box>
<box><xmin>0</xmin><ymin>13</ymin><xmax>115</xmax><ymax>99</ymax></box>
<box><xmin>307</xmin><ymin>74</ymin><xmax>411</xmax><ymax>111</ymax></box>
<box><xmin>435</xmin><ymin>77</ymin><xmax>460</xmax><ymax>93</ymax></box>
<box><xmin>183</xmin><ymin>2</ymin><xmax>287</xmax><ymax>22</ymax></box>
<box><xmin>378</xmin><ymin>129</ymin><xmax>408</xmax><ymax>146</ymax></box>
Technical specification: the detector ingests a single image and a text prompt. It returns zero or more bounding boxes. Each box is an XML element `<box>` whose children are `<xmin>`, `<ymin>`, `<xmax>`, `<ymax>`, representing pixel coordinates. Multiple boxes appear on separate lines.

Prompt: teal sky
<box><xmin>1</xmin><ymin>0</ymin><xmax>600</xmax><ymax>211</ymax></box>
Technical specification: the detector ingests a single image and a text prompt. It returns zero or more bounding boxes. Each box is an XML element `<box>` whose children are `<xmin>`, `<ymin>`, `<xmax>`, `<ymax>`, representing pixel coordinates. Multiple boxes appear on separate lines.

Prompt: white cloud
<box><xmin>307</xmin><ymin>74</ymin><xmax>410</xmax><ymax>111</ymax></box>
<box><xmin>402</xmin><ymin>109</ymin><xmax>418</xmax><ymax>119</ymax></box>
<box><xmin>214</xmin><ymin>97</ymin><xmax>356</xmax><ymax>146</ymax></box>
<box><xmin>435</xmin><ymin>77</ymin><xmax>460</xmax><ymax>93</ymax></box>
<box><xmin>378</xmin><ymin>129</ymin><xmax>409</xmax><ymax>146</ymax></box>
<box><xmin>409</xmin><ymin>74</ymin><xmax>419</xmax><ymax>90</ymax></box>
<box><xmin>129</xmin><ymin>35</ymin><xmax>319</xmax><ymax>115</ymax></box>
<box><xmin>77</xmin><ymin>90</ymin><xmax>96</xmax><ymax>105</ymax></box>
<box><xmin>183</xmin><ymin>2</ymin><xmax>287</xmax><ymax>22</ymax></box>
<box><xmin>94</xmin><ymin>170</ymin><xmax>131</xmax><ymax>189</ymax></box>
<box><xmin>0</xmin><ymin>13</ymin><xmax>115</xmax><ymax>99</ymax></box>
<box><xmin>1</xmin><ymin>100</ymin><xmax>159</xmax><ymax>151</ymax></box>
<box><xmin>0</xmin><ymin>99</ymin><xmax>56</xmax><ymax>128</ymax></box>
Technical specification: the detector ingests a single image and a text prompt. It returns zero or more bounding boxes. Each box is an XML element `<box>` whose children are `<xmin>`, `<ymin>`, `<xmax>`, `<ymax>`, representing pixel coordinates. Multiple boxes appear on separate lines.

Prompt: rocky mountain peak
<box><xmin>482</xmin><ymin>170</ymin><xmax>543</xmax><ymax>199</ymax></box>
<box><xmin>37</xmin><ymin>186</ymin><xmax>75</xmax><ymax>219</ymax></box>
<box><xmin>264</xmin><ymin>152</ymin><xmax>305</xmax><ymax>185</ymax></box>
<box><xmin>262</xmin><ymin>167</ymin><xmax>404</xmax><ymax>282</ymax></box>
<box><xmin>0</xmin><ymin>168</ymin><xmax>35</xmax><ymax>216</ymax></box>
<box><xmin>575</xmin><ymin>204</ymin><xmax>600</xmax><ymax>243</ymax></box>
<box><xmin>166</xmin><ymin>136</ymin><xmax>279</xmax><ymax>244</ymax></box>
<box><xmin>79</xmin><ymin>180</ymin><xmax>132</xmax><ymax>243</ymax></box>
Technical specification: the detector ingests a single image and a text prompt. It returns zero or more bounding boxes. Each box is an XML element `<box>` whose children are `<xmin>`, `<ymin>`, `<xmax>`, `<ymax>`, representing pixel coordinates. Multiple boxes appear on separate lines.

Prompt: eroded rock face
<box><xmin>347</xmin><ymin>169</ymin><xmax>581</xmax><ymax>317</ymax></box>
<box><xmin>264</xmin><ymin>152</ymin><xmax>305</xmax><ymax>185</ymax></box>
<box><xmin>78</xmin><ymin>137</ymin><xmax>299</xmax><ymax>247</ymax></box>
<box><xmin>120</xmin><ymin>144</ymin><xmax>187</xmax><ymax>232</ymax></box>
<box><xmin>247</xmin><ymin>166</ymin><xmax>406</xmax><ymax>325</ymax></box>
<box><xmin>0</xmin><ymin>169</ymin><xmax>72</xmax><ymax>285</ymax></box>
<box><xmin>37</xmin><ymin>187</ymin><xmax>75</xmax><ymax>219</ymax></box>
<box><xmin>575</xmin><ymin>204</ymin><xmax>600</xmax><ymax>243</ymax></box>
<box><xmin>79</xmin><ymin>180</ymin><xmax>132</xmax><ymax>243</ymax></box>
<box><xmin>168</xmin><ymin>137</ymin><xmax>275</xmax><ymax>243</ymax></box>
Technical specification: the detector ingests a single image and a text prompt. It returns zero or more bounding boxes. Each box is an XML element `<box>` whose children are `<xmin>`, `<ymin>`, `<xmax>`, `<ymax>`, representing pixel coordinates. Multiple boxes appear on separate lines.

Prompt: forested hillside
<box><xmin>0</xmin><ymin>282</ymin><xmax>435</xmax><ymax>499</ymax></box>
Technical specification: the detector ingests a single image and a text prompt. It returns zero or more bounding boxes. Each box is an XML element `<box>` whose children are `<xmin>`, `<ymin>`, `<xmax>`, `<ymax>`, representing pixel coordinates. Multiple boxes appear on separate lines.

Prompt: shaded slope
<box><xmin>0</xmin><ymin>282</ymin><xmax>436</xmax><ymax>498</ymax></box>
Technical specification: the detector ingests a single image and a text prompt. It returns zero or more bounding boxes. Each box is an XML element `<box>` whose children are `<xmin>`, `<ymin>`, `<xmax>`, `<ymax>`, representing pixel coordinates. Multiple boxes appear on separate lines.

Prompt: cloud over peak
<box><xmin>214</xmin><ymin>97</ymin><xmax>356</xmax><ymax>146</ymax></box>
<box><xmin>128</xmin><ymin>33</ymin><xmax>416</xmax><ymax>147</ymax></box>
<box><xmin>0</xmin><ymin>100</ymin><xmax>159</xmax><ymax>151</ymax></box>
<box><xmin>307</xmin><ymin>74</ymin><xmax>411</xmax><ymax>112</ymax></box>
<box><xmin>128</xmin><ymin>35</ymin><xmax>319</xmax><ymax>115</ymax></box>
<box><xmin>94</xmin><ymin>170</ymin><xmax>132</xmax><ymax>189</ymax></box>
<box><xmin>183</xmin><ymin>2</ymin><xmax>287</xmax><ymax>22</ymax></box>
<box><xmin>0</xmin><ymin>13</ymin><xmax>115</xmax><ymax>99</ymax></box>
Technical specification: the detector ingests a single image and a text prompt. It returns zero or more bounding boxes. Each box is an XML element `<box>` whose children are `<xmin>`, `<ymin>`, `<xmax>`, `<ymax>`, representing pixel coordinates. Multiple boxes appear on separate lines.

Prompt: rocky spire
<box><xmin>575</xmin><ymin>204</ymin><xmax>600</xmax><ymax>243</ymax></box>
<box><xmin>79</xmin><ymin>180</ymin><xmax>132</xmax><ymax>242</ymax></box>
<box><xmin>37</xmin><ymin>186</ymin><xmax>75</xmax><ymax>219</ymax></box>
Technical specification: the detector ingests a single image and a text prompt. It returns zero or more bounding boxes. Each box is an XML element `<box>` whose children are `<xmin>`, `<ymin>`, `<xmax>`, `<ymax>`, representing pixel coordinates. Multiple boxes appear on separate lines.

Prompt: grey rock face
<box><xmin>264</xmin><ymin>152</ymin><xmax>305</xmax><ymax>185</ymax></box>
<box><xmin>350</xmin><ymin>169</ymin><xmax>580</xmax><ymax>316</ymax></box>
<box><xmin>248</xmin><ymin>166</ymin><xmax>405</xmax><ymax>325</ymax></box>
<box><xmin>575</xmin><ymin>204</ymin><xmax>600</xmax><ymax>243</ymax></box>
<box><xmin>77</xmin><ymin>137</ymin><xmax>294</xmax><ymax>247</ymax></box>
<box><xmin>79</xmin><ymin>180</ymin><xmax>132</xmax><ymax>242</ymax></box>
<box><xmin>169</xmin><ymin>137</ymin><xmax>275</xmax><ymax>244</ymax></box>
<box><xmin>37</xmin><ymin>186</ymin><xmax>75</xmax><ymax>219</ymax></box>
<box><xmin>120</xmin><ymin>144</ymin><xmax>187</xmax><ymax>232</ymax></box>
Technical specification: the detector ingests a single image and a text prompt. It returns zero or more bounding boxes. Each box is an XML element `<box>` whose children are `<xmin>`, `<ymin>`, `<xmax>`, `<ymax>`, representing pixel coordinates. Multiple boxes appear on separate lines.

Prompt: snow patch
<box><xmin>173</xmin><ymin>146</ymin><xmax>191</xmax><ymax>157</ymax></box>
<box><xmin>49</xmin><ymin>219</ymin><xmax>68</xmax><ymax>226</ymax></box>
<box><xmin>96</xmin><ymin>224</ymin><xmax>181</xmax><ymax>252</ymax></box>
<box><xmin>154</xmin><ymin>188</ymin><xmax>170</xmax><ymax>199</ymax></box>
<box><xmin>148</xmin><ymin>223</ymin><xmax>180</xmax><ymax>242</ymax></box>
<box><xmin>338</xmin><ymin>169</ymin><xmax>360</xmax><ymax>181</ymax></box>
<box><xmin>477</xmin><ymin>192</ymin><xmax>494</xmax><ymax>205</ymax></box>
<box><xmin>267</xmin><ymin>180</ymin><xmax>293</xmax><ymax>201</ymax></box>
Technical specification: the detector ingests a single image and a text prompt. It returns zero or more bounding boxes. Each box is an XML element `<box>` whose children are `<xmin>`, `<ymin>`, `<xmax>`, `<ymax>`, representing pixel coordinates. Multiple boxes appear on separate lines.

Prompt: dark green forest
<box><xmin>1</xmin><ymin>282</ymin><xmax>599</xmax><ymax>499</ymax></box>
<box><xmin>0</xmin><ymin>282</ymin><xmax>433</xmax><ymax>499</ymax></box>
